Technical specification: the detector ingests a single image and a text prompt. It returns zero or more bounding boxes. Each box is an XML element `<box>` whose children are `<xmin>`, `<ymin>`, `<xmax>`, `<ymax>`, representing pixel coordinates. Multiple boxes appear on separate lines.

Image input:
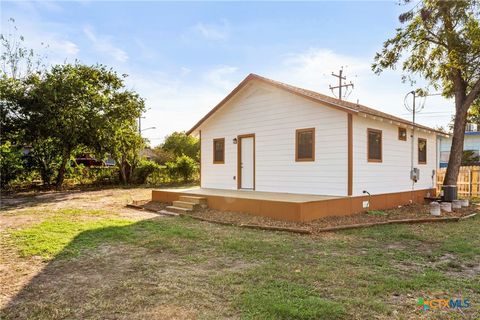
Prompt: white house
<box><xmin>153</xmin><ymin>74</ymin><xmax>445</xmax><ymax>221</ymax></box>
<box><xmin>188</xmin><ymin>74</ymin><xmax>442</xmax><ymax>197</ymax></box>
<box><xmin>437</xmin><ymin>124</ymin><xmax>480</xmax><ymax>168</ymax></box>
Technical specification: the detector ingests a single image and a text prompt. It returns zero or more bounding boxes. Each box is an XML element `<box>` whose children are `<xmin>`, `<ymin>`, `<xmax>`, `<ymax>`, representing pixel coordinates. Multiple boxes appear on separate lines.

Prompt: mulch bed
<box><xmin>129</xmin><ymin>200</ymin><xmax>478</xmax><ymax>234</ymax></box>
<box><xmin>186</xmin><ymin>203</ymin><xmax>478</xmax><ymax>234</ymax></box>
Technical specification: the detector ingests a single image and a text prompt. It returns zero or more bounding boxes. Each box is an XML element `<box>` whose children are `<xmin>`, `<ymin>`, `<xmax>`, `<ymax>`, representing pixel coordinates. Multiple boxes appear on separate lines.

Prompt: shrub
<box><xmin>24</xmin><ymin>138</ymin><xmax>62</xmax><ymax>186</ymax></box>
<box><xmin>165</xmin><ymin>154</ymin><xmax>198</xmax><ymax>182</ymax></box>
<box><xmin>64</xmin><ymin>164</ymin><xmax>118</xmax><ymax>185</ymax></box>
<box><xmin>0</xmin><ymin>141</ymin><xmax>25</xmax><ymax>187</ymax></box>
<box><xmin>151</xmin><ymin>148</ymin><xmax>175</xmax><ymax>165</ymax></box>
<box><xmin>133</xmin><ymin>159</ymin><xmax>161</xmax><ymax>184</ymax></box>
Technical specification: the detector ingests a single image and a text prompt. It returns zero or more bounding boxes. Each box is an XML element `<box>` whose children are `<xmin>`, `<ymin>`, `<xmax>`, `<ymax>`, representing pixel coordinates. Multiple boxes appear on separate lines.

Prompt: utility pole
<box><xmin>329</xmin><ymin>67</ymin><xmax>354</xmax><ymax>100</ymax></box>
<box><xmin>138</xmin><ymin>116</ymin><xmax>144</xmax><ymax>134</ymax></box>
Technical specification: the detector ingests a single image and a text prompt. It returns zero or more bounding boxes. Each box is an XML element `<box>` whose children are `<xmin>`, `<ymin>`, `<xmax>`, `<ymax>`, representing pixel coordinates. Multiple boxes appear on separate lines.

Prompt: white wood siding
<box><xmin>198</xmin><ymin>80</ymin><xmax>437</xmax><ymax>197</ymax></box>
<box><xmin>352</xmin><ymin>115</ymin><xmax>437</xmax><ymax>196</ymax></box>
<box><xmin>200</xmin><ymin>82</ymin><xmax>349</xmax><ymax>196</ymax></box>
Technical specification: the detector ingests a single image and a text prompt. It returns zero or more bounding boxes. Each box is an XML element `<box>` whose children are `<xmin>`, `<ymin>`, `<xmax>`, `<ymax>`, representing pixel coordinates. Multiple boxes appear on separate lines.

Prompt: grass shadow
<box><xmin>1</xmin><ymin>217</ymin><xmax>206</xmax><ymax>319</ymax></box>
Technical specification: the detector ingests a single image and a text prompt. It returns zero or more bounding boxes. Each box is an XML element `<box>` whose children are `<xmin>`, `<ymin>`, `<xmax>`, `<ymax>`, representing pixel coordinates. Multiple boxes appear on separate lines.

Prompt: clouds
<box><xmin>276</xmin><ymin>48</ymin><xmax>369</xmax><ymax>96</ymax></box>
<box><xmin>1</xmin><ymin>0</ymin><xmax>455</xmax><ymax>144</ymax></box>
<box><xmin>0</xmin><ymin>13</ymin><xmax>80</xmax><ymax>66</ymax></box>
<box><xmin>83</xmin><ymin>25</ymin><xmax>128</xmax><ymax>63</ymax></box>
<box><xmin>124</xmin><ymin>68</ymin><xmax>232</xmax><ymax>144</ymax></box>
<box><xmin>203</xmin><ymin>65</ymin><xmax>238</xmax><ymax>89</ymax></box>
<box><xmin>267</xmin><ymin>47</ymin><xmax>454</xmax><ymax>128</ymax></box>
<box><xmin>193</xmin><ymin>19</ymin><xmax>230</xmax><ymax>41</ymax></box>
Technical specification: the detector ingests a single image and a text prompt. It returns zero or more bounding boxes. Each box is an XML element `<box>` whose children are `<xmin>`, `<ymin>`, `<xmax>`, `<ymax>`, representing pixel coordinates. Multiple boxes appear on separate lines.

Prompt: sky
<box><xmin>1</xmin><ymin>1</ymin><xmax>455</xmax><ymax>145</ymax></box>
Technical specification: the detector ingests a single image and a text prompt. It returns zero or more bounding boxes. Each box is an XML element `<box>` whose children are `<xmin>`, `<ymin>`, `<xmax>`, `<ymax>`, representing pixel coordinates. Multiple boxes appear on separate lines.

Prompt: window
<box><xmin>296</xmin><ymin>128</ymin><xmax>315</xmax><ymax>161</ymax></box>
<box><xmin>367</xmin><ymin>128</ymin><xmax>382</xmax><ymax>162</ymax></box>
<box><xmin>398</xmin><ymin>127</ymin><xmax>407</xmax><ymax>141</ymax></box>
<box><xmin>418</xmin><ymin>138</ymin><xmax>427</xmax><ymax>164</ymax></box>
<box><xmin>213</xmin><ymin>138</ymin><xmax>225</xmax><ymax>164</ymax></box>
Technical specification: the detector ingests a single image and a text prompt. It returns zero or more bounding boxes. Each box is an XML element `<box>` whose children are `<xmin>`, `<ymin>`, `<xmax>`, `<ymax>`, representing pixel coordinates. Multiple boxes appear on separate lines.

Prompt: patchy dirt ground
<box><xmin>0</xmin><ymin>188</ymin><xmax>157</xmax><ymax>230</ymax></box>
<box><xmin>0</xmin><ymin>188</ymin><xmax>157</xmax><ymax>308</ymax></box>
<box><xmin>1</xmin><ymin>188</ymin><xmax>479</xmax><ymax>319</ymax></box>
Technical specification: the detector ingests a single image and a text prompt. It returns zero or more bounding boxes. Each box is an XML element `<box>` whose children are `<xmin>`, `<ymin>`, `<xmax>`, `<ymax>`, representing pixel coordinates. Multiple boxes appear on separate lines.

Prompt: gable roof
<box><xmin>187</xmin><ymin>73</ymin><xmax>446</xmax><ymax>135</ymax></box>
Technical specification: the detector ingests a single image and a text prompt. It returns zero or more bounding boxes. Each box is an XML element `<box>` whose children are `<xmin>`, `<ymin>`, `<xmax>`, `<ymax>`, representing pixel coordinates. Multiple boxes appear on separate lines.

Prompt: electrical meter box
<box><xmin>410</xmin><ymin>168</ymin><xmax>420</xmax><ymax>182</ymax></box>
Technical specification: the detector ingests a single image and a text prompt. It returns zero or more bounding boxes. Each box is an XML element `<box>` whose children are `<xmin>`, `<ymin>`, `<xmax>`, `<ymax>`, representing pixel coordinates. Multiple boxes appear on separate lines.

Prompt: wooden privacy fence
<box><xmin>436</xmin><ymin>166</ymin><xmax>480</xmax><ymax>197</ymax></box>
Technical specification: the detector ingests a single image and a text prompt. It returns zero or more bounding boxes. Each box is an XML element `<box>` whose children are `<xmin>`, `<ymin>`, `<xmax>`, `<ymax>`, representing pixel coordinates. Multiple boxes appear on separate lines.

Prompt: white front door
<box><xmin>240</xmin><ymin>136</ymin><xmax>254</xmax><ymax>189</ymax></box>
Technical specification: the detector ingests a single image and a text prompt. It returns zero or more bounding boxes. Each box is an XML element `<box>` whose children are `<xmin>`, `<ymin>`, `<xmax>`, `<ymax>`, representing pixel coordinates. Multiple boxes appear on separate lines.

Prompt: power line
<box><xmin>329</xmin><ymin>67</ymin><xmax>354</xmax><ymax>100</ymax></box>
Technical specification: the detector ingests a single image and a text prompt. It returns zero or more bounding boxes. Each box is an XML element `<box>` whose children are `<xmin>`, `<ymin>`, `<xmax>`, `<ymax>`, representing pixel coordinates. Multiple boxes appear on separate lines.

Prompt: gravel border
<box><xmin>128</xmin><ymin>201</ymin><xmax>478</xmax><ymax>234</ymax></box>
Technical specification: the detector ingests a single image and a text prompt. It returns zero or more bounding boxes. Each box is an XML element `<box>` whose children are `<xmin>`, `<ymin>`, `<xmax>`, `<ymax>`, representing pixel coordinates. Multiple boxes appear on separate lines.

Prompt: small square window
<box><xmin>213</xmin><ymin>138</ymin><xmax>225</xmax><ymax>164</ymax></box>
<box><xmin>398</xmin><ymin>127</ymin><xmax>407</xmax><ymax>141</ymax></box>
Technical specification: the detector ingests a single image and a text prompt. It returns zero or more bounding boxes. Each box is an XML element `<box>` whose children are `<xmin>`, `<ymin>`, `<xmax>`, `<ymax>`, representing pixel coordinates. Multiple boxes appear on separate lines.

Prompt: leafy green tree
<box><xmin>160</xmin><ymin>131</ymin><xmax>199</xmax><ymax>162</ymax></box>
<box><xmin>17</xmin><ymin>63</ymin><xmax>144</xmax><ymax>187</ymax></box>
<box><xmin>0</xmin><ymin>141</ymin><xmax>24</xmax><ymax>187</ymax></box>
<box><xmin>101</xmin><ymin>124</ymin><xmax>145</xmax><ymax>184</ymax></box>
<box><xmin>1</xmin><ymin>18</ymin><xmax>45</xmax><ymax>145</ymax></box>
<box><xmin>373</xmin><ymin>0</ymin><xmax>480</xmax><ymax>186</ymax></box>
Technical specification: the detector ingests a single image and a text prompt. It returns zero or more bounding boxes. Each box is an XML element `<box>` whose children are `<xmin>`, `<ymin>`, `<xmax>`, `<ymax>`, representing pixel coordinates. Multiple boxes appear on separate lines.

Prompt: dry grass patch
<box><xmin>1</xmin><ymin>188</ymin><xmax>479</xmax><ymax>319</ymax></box>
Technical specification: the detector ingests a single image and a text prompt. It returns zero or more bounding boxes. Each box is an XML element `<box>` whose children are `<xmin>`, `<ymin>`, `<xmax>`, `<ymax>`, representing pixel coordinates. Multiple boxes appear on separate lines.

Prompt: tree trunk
<box><xmin>443</xmin><ymin>71</ymin><xmax>468</xmax><ymax>186</ymax></box>
<box><xmin>56</xmin><ymin>152</ymin><xmax>70</xmax><ymax>187</ymax></box>
<box><xmin>443</xmin><ymin>108</ymin><xmax>468</xmax><ymax>185</ymax></box>
<box><xmin>118</xmin><ymin>160</ymin><xmax>127</xmax><ymax>184</ymax></box>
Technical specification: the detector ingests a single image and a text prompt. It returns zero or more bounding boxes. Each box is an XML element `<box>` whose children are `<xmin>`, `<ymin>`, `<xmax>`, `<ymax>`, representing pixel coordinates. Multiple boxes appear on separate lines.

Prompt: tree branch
<box><xmin>425</xmin><ymin>29</ymin><xmax>448</xmax><ymax>48</ymax></box>
<box><xmin>463</xmin><ymin>77</ymin><xmax>480</xmax><ymax>109</ymax></box>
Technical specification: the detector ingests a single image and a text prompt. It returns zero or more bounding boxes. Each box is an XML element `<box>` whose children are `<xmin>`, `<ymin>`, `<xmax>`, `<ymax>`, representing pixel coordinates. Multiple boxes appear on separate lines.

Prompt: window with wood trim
<box><xmin>398</xmin><ymin>127</ymin><xmax>407</xmax><ymax>141</ymax></box>
<box><xmin>295</xmin><ymin>128</ymin><xmax>315</xmax><ymax>161</ymax></box>
<box><xmin>213</xmin><ymin>138</ymin><xmax>225</xmax><ymax>164</ymax></box>
<box><xmin>418</xmin><ymin>138</ymin><xmax>427</xmax><ymax>164</ymax></box>
<box><xmin>367</xmin><ymin>128</ymin><xmax>382</xmax><ymax>162</ymax></box>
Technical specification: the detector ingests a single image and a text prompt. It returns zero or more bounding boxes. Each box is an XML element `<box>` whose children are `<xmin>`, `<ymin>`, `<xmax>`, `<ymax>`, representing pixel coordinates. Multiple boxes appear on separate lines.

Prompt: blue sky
<box><xmin>1</xmin><ymin>1</ymin><xmax>454</xmax><ymax>145</ymax></box>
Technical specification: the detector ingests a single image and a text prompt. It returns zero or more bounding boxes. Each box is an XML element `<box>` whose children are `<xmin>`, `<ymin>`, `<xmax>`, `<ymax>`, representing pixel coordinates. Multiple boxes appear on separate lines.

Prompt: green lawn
<box><xmin>1</xmin><ymin>207</ymin><xmax>479</xmax><ymax>319</ymax></box>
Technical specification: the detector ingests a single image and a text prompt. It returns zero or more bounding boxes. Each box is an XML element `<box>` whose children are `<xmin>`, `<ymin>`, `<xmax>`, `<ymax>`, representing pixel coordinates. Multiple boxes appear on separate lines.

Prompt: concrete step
<box><xmin>179</xmin><ymin>196</ymin><xmax>207</xmax><ymax>205</ymax></box>
<box><xmin>172</xmin><ymin>200</ymin><xmax>198</xmax><ymax>210</ymax></box>
<box><xmin>158</xmin><ymin>210</ymin><xmax>180</xmax><ymax>217</ymax></box>
<box><xmin>165</xmin><ymin>206</ymin><xmax>192</xmax><ymax>214</ymax></box>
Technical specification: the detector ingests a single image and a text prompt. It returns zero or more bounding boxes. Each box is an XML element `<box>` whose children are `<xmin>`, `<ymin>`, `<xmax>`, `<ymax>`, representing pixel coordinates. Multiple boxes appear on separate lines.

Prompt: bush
<box><xmin>151</xmin><ymin>148</ymin><xmax>175</xmax><ymax>165</ymax></box>
<box><xmin>165</xmin><ymin>154</ymin><xmax>198</xmax><ymax>182</ymax></box>
<box><xmin>65</xmin><ymin>165</ymin><xmax>119</xmax><ymax>185</ymax></box>
<box><xmin>24</xmin><ymin>138</ymin><xmax>62</xmax><ymax>186</ymax></box>
<box><xmin>133</xmin><ymin>159</ymin><xmax>161</xmax><ymax>184</ymax></box>
<box><xmin>0</xmin><ymin>141</ymin><xmax>25</xmax><ymax>188</ymax></box>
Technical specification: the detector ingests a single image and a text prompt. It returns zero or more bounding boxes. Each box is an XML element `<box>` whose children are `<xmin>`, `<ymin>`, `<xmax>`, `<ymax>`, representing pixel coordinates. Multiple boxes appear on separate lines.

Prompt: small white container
<box><xmin>452</xmin><ymin>200</ymin><xmax>462</xmax><ymax>210</ymax></box>
<box><xmin>429</xmin><ymin>202</ymin><xmax>441</xmax><ymax>216</ymax></box>
<box><xmin>440</xmin><ymin>202</ymin><xmax>452</xmax><ymax>212</ymax></box>
<box><xmin>460</xmin><ymin>199</ymin><xmax>469</xmax><ymax>207</ymax></box>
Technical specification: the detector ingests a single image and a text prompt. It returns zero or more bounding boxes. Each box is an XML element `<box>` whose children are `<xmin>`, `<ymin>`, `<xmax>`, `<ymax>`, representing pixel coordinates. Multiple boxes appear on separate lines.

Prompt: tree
<box><xmin>1</xmin><ymin>18</ymin><xmax>45</xmax><ymax>144</ymax></box>
<box><xmin>160</xmin><ymin>131</ymin><xmax>199</xmax><ymax>161</ymax></box>
<box><xmin>373</xmin><ymin>0</ymin><xmax>480</xmax><ymax>186</ymax></box>
<box><xmin>16</xmin><ymin>63</ymin><xmax>145</xmax><ymax>187</ymax></box>
<box><xmin>1</xmin><ymin>18</ymin><xmax>46</xmax><ymax>80</ymax></box>
<box><xmin>101</xmin><ymin>123</ymin><xmax>145</xmax><ymax>184</ymax></box>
